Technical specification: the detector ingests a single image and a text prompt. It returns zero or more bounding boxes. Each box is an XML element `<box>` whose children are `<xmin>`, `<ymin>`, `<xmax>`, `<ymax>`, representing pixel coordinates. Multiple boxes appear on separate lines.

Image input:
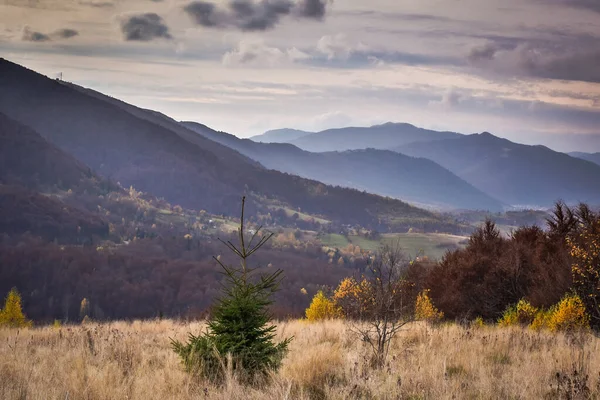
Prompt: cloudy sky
<box><xmin>1</xmin><ymin>0</ymin><xmax>600</xmax><ymax>151</ymax></box>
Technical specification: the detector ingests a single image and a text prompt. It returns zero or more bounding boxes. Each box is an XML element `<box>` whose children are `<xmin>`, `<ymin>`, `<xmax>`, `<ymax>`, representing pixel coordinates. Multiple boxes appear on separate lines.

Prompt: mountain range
<box><xmin>253</xmin><ymin>123</ymin><xmax>462</xmax><ymax>152</ymax></box>
<box><xmin>254</xmin><ymin>124</ymin><xmax>600</xmax><ymax>208</ymax></box>
<box><xmin>397</xmin><ymin>133</ymin><xmax>600</xmax><ymax>207</ymax></box>
<box><xmin>0</xmin><ymin>58</ymin><xmax>457</xmax><ymax>232</ymax></box>
<box><xmin>3</xmin><ymin>55</ymin><xmax>599</xmax><ymax>228</ymax></box>
<box><xmin>185</xmin><ymin>122</ymin><xmax>503</xmax><ymax>211</ymax></box>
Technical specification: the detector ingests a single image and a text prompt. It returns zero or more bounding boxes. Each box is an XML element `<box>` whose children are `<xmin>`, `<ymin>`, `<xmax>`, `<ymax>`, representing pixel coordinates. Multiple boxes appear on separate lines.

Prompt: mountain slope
<box><xmin>0</xmin><ymin>112</ymin><xmax>103</xmax><ymax>192</ymax></box>
<box><xmin>251</xmin><ymin>128</ymin><xmax>312</xmax><ymax>143</ymax></box>
<box><xmin>396</xmin><ymin>132</ymin><xmax>600</xmax><ymax>207</ymax></box>
<box><xmin>569</xmin><ymin>152</ymin><xmax>600</xmax><ymax>167</ymax></box>
<box><xmin>0</xmin><ymin>58</ymin><xmax>456</xmax><ymax>232</ymax></box>
<box><xmin>284</xmin><ymin>123</ymin><xmax>462</xmax><ymax>152</ymax></box>
<box><xmin>0</xmin><ymin>113</ymin><xmax>110</xmax><ymax>241</ymax></box>
<box><xmin>183</xmin><ymin>122</ymin><xmax>503</xmax><ymax>211</ymax></box>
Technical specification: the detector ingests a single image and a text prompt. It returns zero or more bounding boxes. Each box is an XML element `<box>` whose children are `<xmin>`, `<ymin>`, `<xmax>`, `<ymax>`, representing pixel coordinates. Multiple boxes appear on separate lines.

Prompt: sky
<box><xmin>1</xmin><ymin>0</ymin><xmax>600</xmax><ymax>151</ymax></box>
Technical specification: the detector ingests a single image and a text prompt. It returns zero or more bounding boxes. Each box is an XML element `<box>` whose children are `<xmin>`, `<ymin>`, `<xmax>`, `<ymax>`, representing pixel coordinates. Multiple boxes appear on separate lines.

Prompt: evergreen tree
<box><xmin>0</xmin><ymin>287</ymin><xmax>32</xmax><ymax>328</ymax></box>
<box><xmin>172</xmin><ymin>197</ymin><xmax>291</xmax><ymax>384</ymax></box>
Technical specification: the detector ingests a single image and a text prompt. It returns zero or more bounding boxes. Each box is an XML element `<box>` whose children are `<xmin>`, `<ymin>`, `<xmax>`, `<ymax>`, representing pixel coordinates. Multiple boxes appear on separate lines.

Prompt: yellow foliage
<box><xmin>0</xmin><ymin>288</ymin><xmax>32</xmax><ymax>328</ymax></box>
<box><xmin>415</xmin><ymin>289</ymin><xmax>444</xmax><ymax>322</ymax></box>
<box><xmin>546</xmin><ymin>293</ymin><xmax>590</xmax><ymax>332</ymax></box>
<box><xmin>530</xmin><ymin>310</ymin><xmax>552</xmax><ymax>331</ymax></box>
<box><xmin>305</xmin><ymin>291</ymin><xmax>341</xmax><ymax>321</ymax></box>
<box><xmin>333</xmin><ymin>277</ymin><xmax>373</xmax><ymax>316</ymax></box>
<box><xmin>471</xmin><ymin>316</ymin><xmax>485</xmax><ymax>329</ymax></box>
<box><xmin>498</xmin><ymin>299</ymin><xmax>538</xmax><ymax>327</ymax></box>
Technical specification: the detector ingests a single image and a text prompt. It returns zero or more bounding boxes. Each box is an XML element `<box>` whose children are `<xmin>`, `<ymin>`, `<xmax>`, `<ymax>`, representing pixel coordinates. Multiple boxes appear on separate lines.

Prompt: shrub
<box><xmin>333</xmin><ymin>277</ymin><xmax>372</xmax><ymax>316</ymax></box>
<box><xmin>530</xmin><ymin>309</ymin><xmax>551</xmax><ymax>331</ymax></box>
<box><xmin>498</xmin><ymin>299</ymin><xmax>538</xmax><ymax>327</ymax></box>
<box><xmin>171</xmin><ymin>197</ymin><xmax>291</xmax><ymax>384</ymax></box>
<box><xmin>568</xmin><ymin>219</ymin><xmax>600</xmax><ymax>330</ymax></box>
<box><xmin>305</xmin><ymin>291</ymin><xmax>341</xmax><ymax>321</ymax></box>
<box><xmin>0</xmin><ymin>287</ymin><xmax>32</xmax><ymax>328</ymax></box>
<box><xmin>471</xmin><ymin>316</ymin><xmax>486</xmax><ymax>329</ymax></box>
<box><xmin>415</xmin><ymin>289</ymin><xmax>444</xmax><ymax>323</ymax></box>
<box><xmin>546</xmin><ymin>293</ymin><xmax>590</xmax><ymax>332</ymax></box>
<box><xmin>338</xmin><ymin>243</ymin><xmax>415</xmax><ymax>367</ymax></box>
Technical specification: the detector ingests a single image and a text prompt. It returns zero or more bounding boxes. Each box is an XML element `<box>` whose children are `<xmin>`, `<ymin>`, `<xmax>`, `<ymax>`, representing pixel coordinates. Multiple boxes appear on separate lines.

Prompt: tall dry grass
<box><xmin>1</xmin><ymin>319</ymin><xmax>599</xmax><ymax>399</ymax></box>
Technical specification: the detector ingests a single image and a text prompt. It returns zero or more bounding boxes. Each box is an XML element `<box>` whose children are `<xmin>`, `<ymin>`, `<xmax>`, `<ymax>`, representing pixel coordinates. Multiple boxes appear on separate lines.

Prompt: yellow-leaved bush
<box><xmin>305</xmin><ymin>290</ymin><xmax>341</xmax><ymax>321</ymax></box>
<box><xmin>0</xmin><ymin>287</ymin><xmax>32</xmax><ymax>328</ymax></box>
<box><xmin>498</xmin><ymin>299</ymin><xmax>538</xmax><ymax>327</ymax></box>
<box><xmin>415</xmin><ymin>289</ymin><xmax>444</xmax><ymax>323</ymax></box>
<box><xmin>528</xmin><ymin>293</ymin><xmax>589</xmax><ymax>331</ymax></box>
<box><xmin>546</xmin><ymin>293</ymin><xmax>590</xmax><ymax>332</ymax></box>
<box><xmin>333</xmin><ymin>276</ymin><xmax>373</xmax><ymax>316</ymax></box>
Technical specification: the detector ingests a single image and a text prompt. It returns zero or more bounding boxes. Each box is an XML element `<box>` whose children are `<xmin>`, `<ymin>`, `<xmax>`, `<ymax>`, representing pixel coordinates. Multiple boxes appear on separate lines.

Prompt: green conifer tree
<box><xmin>0</xmin><ymin>287</ymin><xmax>32</xmax><ymax>328</ymax></box>
<box><xmin>172</xmin><ymin>197</ymin><xmax>291</xmax><ymax>384</ymax></box>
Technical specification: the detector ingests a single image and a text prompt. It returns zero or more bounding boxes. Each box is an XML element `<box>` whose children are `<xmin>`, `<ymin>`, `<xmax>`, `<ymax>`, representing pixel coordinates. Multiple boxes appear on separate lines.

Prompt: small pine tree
<box><xmin>172</xmin><ymin>197</ymin><xmax>291</xmax><ymax>384</ymax></box>
<box><xmin>0</xmin><ymin>288</ymin><xmax>32</xmax><ymax>328</ymax></box>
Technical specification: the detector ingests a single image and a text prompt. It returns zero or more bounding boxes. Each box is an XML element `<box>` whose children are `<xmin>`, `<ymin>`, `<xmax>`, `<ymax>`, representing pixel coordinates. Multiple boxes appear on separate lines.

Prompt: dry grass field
<box><xmin>1</xmin><ymin>320</ymin><xmax>599</xmax><ymax>400</ymax></box>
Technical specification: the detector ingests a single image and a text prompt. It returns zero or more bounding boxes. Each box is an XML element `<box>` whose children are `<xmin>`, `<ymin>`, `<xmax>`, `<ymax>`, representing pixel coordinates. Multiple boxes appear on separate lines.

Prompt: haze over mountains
<box><xmin>253</xmin><ymin>124</ymin><xmax>462</xmax><ymax>152</ymax></box>
<box><xmin>0</xmin><ymin>58</ymin><xmax>458</xmax><ymax>232</ymax></box>
<box><xmin>254</xmin><ymin>124</ymin><xmax>600</xmax><ymax>208</ymax></box>
<box><xmin>185</xmin><ymin>122</ymin><xmax>503</xmax><ymax>211</ymax></box>
<box><xmin>570</xmin><ymin>152</ymin><xmax>600</xmax><ymax>167</ymax></box>
<box><xmin>2</xmin><ymin>56</ymin><xmax>600</xmax><ymax>225</ymax></box>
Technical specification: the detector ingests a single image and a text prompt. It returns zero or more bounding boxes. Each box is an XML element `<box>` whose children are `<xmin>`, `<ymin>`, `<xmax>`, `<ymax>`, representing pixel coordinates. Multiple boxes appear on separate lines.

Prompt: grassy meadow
<box><xmin>2</xmin><ymin>319</ymin><xmax>599</xmax><ymax>400</ymax></box>
<box><xmin>319</xmin><ymin>232</ymin><xmax>468</xmax><ymax>260</ymax></box>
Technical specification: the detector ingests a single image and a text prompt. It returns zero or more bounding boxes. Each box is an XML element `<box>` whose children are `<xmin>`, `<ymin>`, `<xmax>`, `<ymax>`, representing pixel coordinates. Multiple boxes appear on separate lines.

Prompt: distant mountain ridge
<box><xmin>251</xmin><ymin>128</ymin><xmax>312</xmax><ymax>143</ymax></box>
<box><xmin>396</xmin><ymin>132</ymin><xmax>600</xmax><ymax>207</ymax></box>
<box><xmin>184</xmin><ymin>121</ymin><xmax>503</xmax><ymax>211</ymax></box>
<box><xmin>255</xmin><ymin>122</ymin><xmax>462</xmax><ymax>152</ymax></box>
<box><xmin>569</xmin><ymin>152</ymin><xmax>600</xmax><ymax>167</ymax></box>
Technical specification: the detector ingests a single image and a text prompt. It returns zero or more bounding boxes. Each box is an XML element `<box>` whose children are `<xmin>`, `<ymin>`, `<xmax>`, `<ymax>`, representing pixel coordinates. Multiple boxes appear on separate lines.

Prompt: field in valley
<box><xmin>2</xmin><ymin>320</ymin><xmax>599</xmax><ymax>400</ymax></box>
<box><xmin>320</xmin><ymin>233</ymin><xmax>468</xmax><ymax>260</ymax></box>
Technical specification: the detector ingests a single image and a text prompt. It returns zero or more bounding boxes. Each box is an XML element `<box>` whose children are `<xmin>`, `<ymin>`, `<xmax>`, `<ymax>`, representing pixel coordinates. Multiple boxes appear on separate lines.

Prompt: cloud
<box><xmin>428</xmin><ymin>89</ymin><xmax>466</xmax><ymax>109</ymax></box>
<box><xmin>222</xmin><ymin>40</ymin><xmax>309</xmax><ymax>66</ymax></box>
<box><xmin>316</xmin><ymin>34</ymin><xmax>360</xmax><ymax>60</ymax></box>
<box><xmin>311</xmin><ymin>34</ymin><xmax>459</xmax><ymax>69</ymax></box>
<box><xmin>54</xmin><ymin>29</ymin><xmax>79</xmax><ymax>39</ymax></box>
<box><xmin>22</xmin><ymin>28</ymin><xmax>50</xmax><ymax>42</ymax></box>
<box><xmin>295</xmin><ymin>0</ymin><xmax>326</xmax><ymax>19</ymax></box>
<box><xmin>545</xmin><ymin>0</ymin><xmax>600</xmax><ymax>13</ymax></box>
<box><xmin>183</xmin><ymin>0</ymin><xmax>329</xmax><ymax>31</ymax></box>
<box><xmin>120</xmin><ymin>13</ymin><xmax>172</xmax><ymax>41</ymax></box>
<box><xmin>79</xmin><ymin>0</ymin><xmax>114</xmax><ymax>7</ymax></box>
<box><xmin>22</xmin><ymin>27</ymin><xmax>79</xmax><ymax>42</ymax></box>
<box><xmin>468</xmin><ymin>40</ymin><xmax>600</xmax><ymax>83</ymax></box>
